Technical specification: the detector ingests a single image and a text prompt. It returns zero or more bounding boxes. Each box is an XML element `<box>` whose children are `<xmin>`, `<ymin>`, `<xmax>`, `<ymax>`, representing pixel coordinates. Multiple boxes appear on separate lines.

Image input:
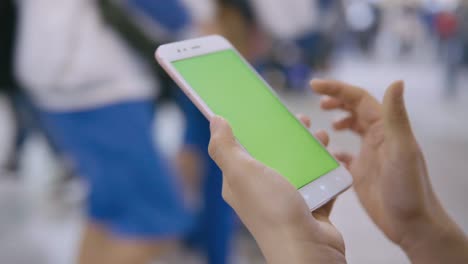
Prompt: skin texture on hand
<box><xmin>312</xmin><ymin>79</ymin><xmax>468</xmax><ymax>264</ymax></box>
<box><xmin>208</xmin><ymin>115</ymin><xmax>346</xmax><ymax>264</ymax></box>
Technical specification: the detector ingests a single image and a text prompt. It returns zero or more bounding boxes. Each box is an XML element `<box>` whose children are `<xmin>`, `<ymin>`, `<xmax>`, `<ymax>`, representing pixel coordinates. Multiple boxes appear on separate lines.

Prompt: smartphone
<box><xmin>156</xmin><ymin>35</ymin><xmax>352</xmax><ymax>211</ymax></box>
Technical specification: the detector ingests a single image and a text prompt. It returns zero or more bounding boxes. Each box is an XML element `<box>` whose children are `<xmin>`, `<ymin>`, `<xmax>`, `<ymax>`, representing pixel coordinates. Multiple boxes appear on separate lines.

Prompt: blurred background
<box><xmin>1</xmin><ymin>0</ymin><xmax>467</xmax><ymax>263</ymax></box>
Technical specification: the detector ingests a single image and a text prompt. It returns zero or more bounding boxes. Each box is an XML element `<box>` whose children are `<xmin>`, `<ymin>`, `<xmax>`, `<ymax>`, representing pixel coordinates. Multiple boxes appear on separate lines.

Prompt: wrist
<box><xmin>400</xmin><ymin>210</ymin><xmax>468</xmax><ymax>264</ymax></box>
<box><xmin>254</xmin><ymin>227</ymin><xmax>302</xmax><ymax>264</ymax></box>
<box><xmin>255</xmin><ymin>225</ymin><xmax>346</xmax><ymax>264</ymax></box>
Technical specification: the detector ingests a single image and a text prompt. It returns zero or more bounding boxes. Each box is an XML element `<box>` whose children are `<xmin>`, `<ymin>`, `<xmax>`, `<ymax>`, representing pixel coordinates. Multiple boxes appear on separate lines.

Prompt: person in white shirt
<box><xmin>15</xmin><ymin>1</ymin><xmax>192</xmax><ymax>263</ymax></box>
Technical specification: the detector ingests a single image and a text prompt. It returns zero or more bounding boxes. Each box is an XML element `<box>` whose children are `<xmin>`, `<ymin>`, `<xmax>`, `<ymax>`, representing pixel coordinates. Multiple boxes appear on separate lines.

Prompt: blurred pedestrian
<box><xmin>99</xmin><ymin>1</ymin><xmax>240</xmax><ymax>262</ymax></box>
<box><xmin>0</xmin><ymin>0</ymin><xmax>19</xmax><ymax>178</ymax></box>
<box><xmin>434</xmin><ymin>8</ymin><xmax>463</xmax><ymax>97</ymax></box>
<box><xmin>176</xmin><ymin>1</ymin><xmax>251</xmax><ymax>262</ymax></box>
<box><xmin>449</xmin><ymin>0</ymin><xmax>468</xmax><ymax>96</ymax></box>
<box><xmin>14</xmin><ymin>1</ymin><xmax>191</xmax><ymax>263</ymax></box>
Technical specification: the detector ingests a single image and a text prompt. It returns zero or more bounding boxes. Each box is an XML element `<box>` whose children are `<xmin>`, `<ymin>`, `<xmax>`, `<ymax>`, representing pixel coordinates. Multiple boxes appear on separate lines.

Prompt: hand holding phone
<box><xmin>208</xmin><ymin>115</ymin><xmax>346</xmax><ymax>264</ymax></box>
<box><xmin>156</xmin><ymin>35</ymin><xmax>352</xmax><ymax>210</ymax></box>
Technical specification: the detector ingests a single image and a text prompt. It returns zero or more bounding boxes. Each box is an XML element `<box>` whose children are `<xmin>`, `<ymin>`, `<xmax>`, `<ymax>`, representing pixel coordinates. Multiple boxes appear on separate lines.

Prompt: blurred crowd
<box><xmin>1</xmin><ymin>0</ymin><xmax>467</xmax><ymax>264</ymax></box>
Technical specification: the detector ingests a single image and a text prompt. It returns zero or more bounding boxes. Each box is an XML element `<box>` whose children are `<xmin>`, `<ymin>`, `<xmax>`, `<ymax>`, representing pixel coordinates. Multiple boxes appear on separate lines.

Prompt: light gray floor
<box><xmin>0</xmin><ymin>54</ymin><xmax>467</xmax><ymax>264</ymax></box>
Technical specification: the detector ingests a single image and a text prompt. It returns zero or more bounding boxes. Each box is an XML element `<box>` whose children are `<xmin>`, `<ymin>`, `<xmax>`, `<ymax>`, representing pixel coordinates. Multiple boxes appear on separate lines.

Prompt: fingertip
<box><xmin>383</xmin><ymin>81</ymin><xmax>403</xmax><ymax>107</ymax></box>
<box><xmin>210</xmin><ymin>115</ymin><xmax>228</xmax><ymax>132</ymax></box>
<box><xmin>209</xmin><ymin>116</ymin><xmax>234</xmax><ymax>153</ymax></box>
<box><xmin>210</xmin><ymin>115</ymin><xmax>221</xmax><ymax>130</ymax></box>
<box><xmin>319</xmin><ymin>96</ymin><xmax>330</xmax><ymax>105</ymax></box>
<box><xmin>332</xmin><ymin>122</ymin><xmax>342</xmax><ymax>130</ymax></box>
<box><xmin>333</xmin><ymin>115</ymin><xmax>354</xmax><ymax>130</ymax></box>
<box><xmin>333</xmin><ymin>152</ymin><xmax>345</xmax><ymax>160</ymax></box>
<box><xmin>333</xmin><ymin>151</ymin><xmax>353</xmax><ymax>167</ymax></box>
<box><xmin>319</xmin><ymin>97</ymin><xmax>328</xmax><ymax>109</ymax></box>
<box><xmin>297</xmin><ymin>114</ymin><xmax>312</xmax><ymax>128</ymax></box>
<box><xmin>394</xmin><ymin>80</ymin><xmax>405</xmax><ymax>88</ymax></box>
<box><xmin>310</xmin><ymin>79</ymin><xmax>326</xmax><ymax>92</ymax></box>
<box><xmin>208</xmin><ymin>117</ymin><xmax>239</xmax><ymax>168</ymax></box>
<box><xmin>319</xmin><ymin>96</ymin><xmax>328</xmax><ymax>102</ymax></box>
<box><xmin>384</xmin><ymin>80</ymin><xmax>405</xmax><ymax>105</ymax></box>
<box><xmin>391</xmin><ymin>80</ymin><xmax>405</xmax><ymax>98</ymax></box>
<box><xmin>384</xmin><ymin>80</ymin><xmax>408</xmax><ymax>111</ymax></box>
<box><xmin>383</xmin><ymin>80</ymin><xmax>414</xmax><ymax>141</ymax></box>
<box><xmin>310</xmin><ymin>78</ymin><xmax>325</xmax><ymax>85</ymax></box>
<box><xmin>314</xmin><ymin>129</ymin><xmax>330</xmax><ymax>146</ymax></box>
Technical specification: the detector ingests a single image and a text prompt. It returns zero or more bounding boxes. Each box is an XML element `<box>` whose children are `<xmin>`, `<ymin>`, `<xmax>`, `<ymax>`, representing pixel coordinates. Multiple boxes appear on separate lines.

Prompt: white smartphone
<box><xmin>156</xmin><ymin>35</ymin><xmax>352</xmax><ymax>211</ymax></box>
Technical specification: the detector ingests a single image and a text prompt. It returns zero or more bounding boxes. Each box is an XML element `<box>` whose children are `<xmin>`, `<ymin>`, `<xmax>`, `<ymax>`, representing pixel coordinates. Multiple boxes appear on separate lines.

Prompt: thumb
<box><xmin>383</xmin><ymin>81</ymin><xmax>413</xmax><ymax>142</ymax></box>
<box><xmin>313</xmin><ymin>199</ymin><xmax>336</xmax><ymax>221</ymax></box>
<box><xmin>208</xmin><ymin>116</ymin><xmax>247</xmax><ymax>170</ymax></box>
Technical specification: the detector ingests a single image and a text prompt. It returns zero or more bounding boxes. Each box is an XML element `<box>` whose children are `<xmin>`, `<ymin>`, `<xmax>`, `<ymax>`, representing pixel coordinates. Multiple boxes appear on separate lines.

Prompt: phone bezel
<box><xmin>155</xmin><ymin>35</ymin><xmax>352</xmax><ymax>211</ymax></box>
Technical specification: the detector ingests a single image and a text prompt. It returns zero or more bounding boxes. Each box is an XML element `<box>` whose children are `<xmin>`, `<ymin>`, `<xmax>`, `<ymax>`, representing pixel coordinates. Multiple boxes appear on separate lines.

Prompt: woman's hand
<box><xmin>208</xmin><ymin>115</ymin><xmax>346</xmax><ymax>264</ymax></box>
<box><xmin>312</xmin><ymin>79</ymin><xmax>468</xmax><ymax>264</ymax></box>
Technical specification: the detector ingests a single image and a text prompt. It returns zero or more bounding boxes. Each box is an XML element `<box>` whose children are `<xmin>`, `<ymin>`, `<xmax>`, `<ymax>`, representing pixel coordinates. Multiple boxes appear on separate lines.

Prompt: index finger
<box><xmin>311</xmin><ymin>79</ymin><xmax>367</xmax><ymax>107</ymax></box>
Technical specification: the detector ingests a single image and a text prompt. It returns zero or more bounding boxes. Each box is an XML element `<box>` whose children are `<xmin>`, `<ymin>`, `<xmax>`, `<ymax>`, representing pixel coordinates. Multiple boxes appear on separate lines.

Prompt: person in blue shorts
<box><xmin>15</xmin><ymin>0</ymin><xmax>191</xmax><ymax>263</ymax></box>
<box><xmin>116</xmin><ymin>1</ymin><xmax>238</xmax><ymax>263</ymax></box>
<box><xmin>178</xmin><ymin>92</ymin><xmax>235</xmax><ymax>264</ymax></box>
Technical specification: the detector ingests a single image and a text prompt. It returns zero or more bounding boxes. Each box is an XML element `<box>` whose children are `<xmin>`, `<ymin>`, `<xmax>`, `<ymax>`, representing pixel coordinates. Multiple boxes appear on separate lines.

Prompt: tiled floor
<box><xmin>0</xmin><ymin>54</ymin><xmax>467</xmax><ymax>264</ymax></box>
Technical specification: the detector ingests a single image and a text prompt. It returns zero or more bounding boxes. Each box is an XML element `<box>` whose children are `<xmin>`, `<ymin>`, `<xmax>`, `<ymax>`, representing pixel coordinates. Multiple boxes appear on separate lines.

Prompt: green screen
<box><xmin>173</xmin><ymin>49</ymin><xmax>338</xmax><ymax>189</ymax></box>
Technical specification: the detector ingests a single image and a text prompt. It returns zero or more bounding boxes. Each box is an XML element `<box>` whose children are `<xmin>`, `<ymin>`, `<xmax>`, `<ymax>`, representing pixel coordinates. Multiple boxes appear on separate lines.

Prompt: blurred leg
<box><xmin>40</xmin><ymin>101</ymin><xmax>190</xmax><ymax>264</ymax></box>
<box><xmin>78</xmin><ymin>222</ymin><xmax>176</xmax><ymax>264</ymax></box>
<box><xmin>217</xmin><ymin>3</ymin><xmax>251</xmax><ymax>56</ymax></box>
<box><xmin>443</xmin><ymin>38</ymin><xmax>462</xmax><ymax>97</ymax></box>
<box><xmin>78</xmin><ymin>223</ymin><xmax>106</xmax><ymax>264</ymax></box>
<box><xmin>177</xmin><ymin>92</ymin><xmax>235</xmax><ymax>264</ymax></box>
<box><xmin>200</xmin><ymin>158</ymin><xmax>235</xmax><ymax>264</ymax></box>
<box><xmin>0</xmin><ymin>94</ymin><xmax>17</xmax><ymax>176</ymax></box>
